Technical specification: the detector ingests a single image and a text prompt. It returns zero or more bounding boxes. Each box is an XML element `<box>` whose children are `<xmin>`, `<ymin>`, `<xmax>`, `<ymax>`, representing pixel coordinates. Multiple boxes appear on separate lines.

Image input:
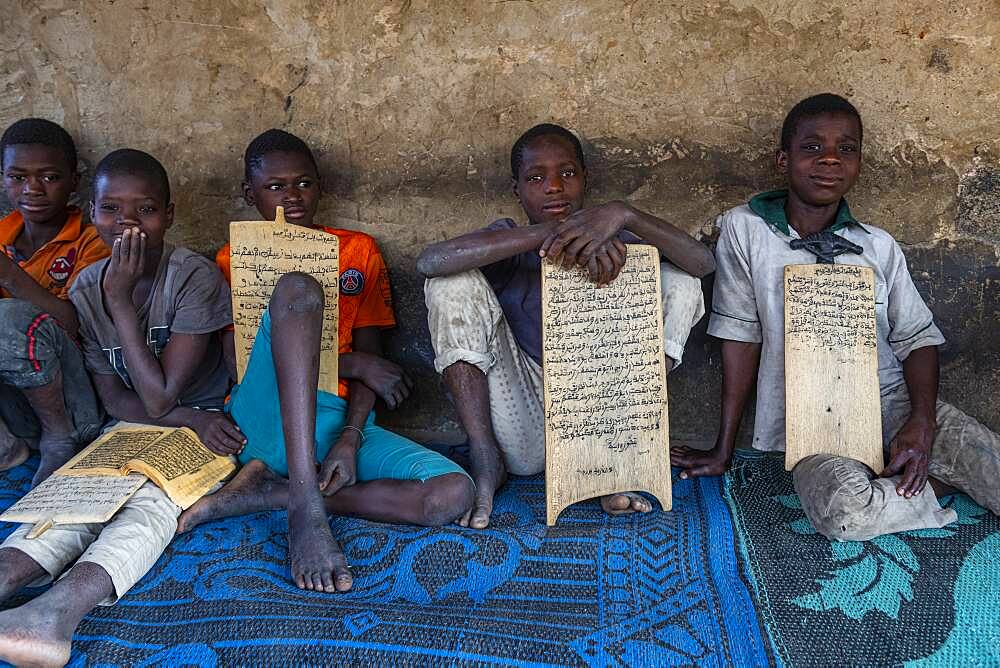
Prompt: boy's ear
<box><xmin>241</xmin><ymin>181</ymin><xmax>255</xmax><ymax>207</ymax></box>
<box><xmin>165</xmin><ymin>202</ymin><xmax>175</xmax><ymax>229</ymax></box>
<box><xmin>88</xmin><ymin>199</ymin><xmax>95</xmax><ymax>220</ymax></box>
<box><xmin>511</xmin><ymin>177</ymin><xmax>520</xmax><ymax>202</ymax></box>
<box><xmin>70</xmin><ymin>169</ymin><xmax>81</xmax><ymax>194</ymax></box>
<box><xmin>775</xmin><ymin>149</ymin><xmax>789</xmax><ymax>174</ymax></box>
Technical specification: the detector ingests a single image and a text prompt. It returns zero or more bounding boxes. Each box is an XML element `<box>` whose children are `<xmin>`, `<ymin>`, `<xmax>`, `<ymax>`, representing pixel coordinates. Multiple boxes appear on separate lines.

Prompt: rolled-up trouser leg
<box><xmin>0</xmin><ymin>520</ymin><xmax>102</xmax><ymax>587</ymax></box>
<box><xmin>793</xmin><ymin>453</ymin><xmax>957</xmax><ymax>541</ymax></box>
<box><xmin>0</xmin><ymin>299</ymin><xmax>102</xmax><ymax>442</ymax></box>
<box><xmin>882</xmin><ymin>383</ymin><xmax>1000</xmax><ymax>515</ymax></box>
<box><xmin>659</xmin><ymin>262</ymin><xmax>705</xmax><ymax>370</ymax></box>
<box><xmin>0</xmin><ymin>481</ymin><xmax>179</xmax><ymax>605</ymax></box>
<box><xmin>425</xmin><ymin>270</ymin><xmax>546</xmax><ymax>476</ymax></box>
<box><xmin>75</xmin><ymin>481</ymin><xmax>181</xmax><ymax>604</ymax></box>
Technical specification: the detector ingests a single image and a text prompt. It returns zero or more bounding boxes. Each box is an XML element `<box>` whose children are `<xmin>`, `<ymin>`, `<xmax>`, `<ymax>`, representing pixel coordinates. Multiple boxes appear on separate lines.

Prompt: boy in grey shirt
<box><xmin>0</xmin><ymin>149</ymin><xmax>240</xmax><ymax>667</ymax></box>
<box><xmin>672</xmin><ymin>94</ymin><xmax>999</xmax><ymax>540</ymax></box>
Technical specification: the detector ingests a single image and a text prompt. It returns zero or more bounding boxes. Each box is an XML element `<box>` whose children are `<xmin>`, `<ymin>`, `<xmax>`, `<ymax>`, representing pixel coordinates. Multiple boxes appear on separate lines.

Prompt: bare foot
<box><xmin>0</xmin><ymin>605</ymin><xmax>72</xmax><ymax>667</ymax></box>
<box><xmin>177</xmin><ymin>460</ymin><xmax>286</xmax><ymax>533</ymax></box>
<box><xmin>600</xmin><ymin>492</ymin><xmax>653</xmax><ymax>516</ymax></box>
<box><xmin>458</xmin><ymin>441</ymin><xmax>508</xmax><ymax>530</ymax></box>
<box><xmin>287</xmin><ymin>499</ymin><xmax>352</xmax><ymax>593</ymax></box>
<box><xmin>32</xmin><ymin>435</ymin><xmax>76</xmax><ymax>488</ymax></box>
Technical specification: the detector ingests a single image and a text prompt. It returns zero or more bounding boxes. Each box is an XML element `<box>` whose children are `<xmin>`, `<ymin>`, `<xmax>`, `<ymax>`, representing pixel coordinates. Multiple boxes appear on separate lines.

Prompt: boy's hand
<box><xmin>318</xmin><ymin>431</ymin><xmax>360</xmax><ymax>496</ymax></box>
<box><xmin>192</xmin><ymin>411</ymin><xmax>246</xmax><ymax>455</ymax></box>
<box><xmin>671</xmin><ymin>445</ymin><xmax>732</xmax><ymax>479</ymax></box>
<box><xmin>356</xmin><ymin>354</ymin><xmax>414</xmax><ymax>409</ymax></box>
<box><xmin>540</xmin><ymin>201</ymin><xmax>632</xmax><ymax>270</ymax></box>
<box><xmin>586</xmin><ymin>239</ymin><xmax>627</xmax><ymax>286</ymax></box>
<box><xmin>880</xmin><ymin>416</ymin><xmax>934</xmax><ymax>498</ymax></box>
<box><xmin>103</xmin><ymin>228</ymin><xmax>146</xmax><ymax>306</ymax></box>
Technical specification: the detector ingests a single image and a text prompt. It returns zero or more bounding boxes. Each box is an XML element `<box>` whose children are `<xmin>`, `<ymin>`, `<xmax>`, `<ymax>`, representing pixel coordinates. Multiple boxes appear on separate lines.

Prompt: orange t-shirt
<box><xmin>217</xmin><ymin>226</ymin><xmax>396</xmax><ymax>398</ymax></box>
<box><xmin>0</xmin><ymin>207</ymin><xmax>110</xmax><ymax>300</ymax></box>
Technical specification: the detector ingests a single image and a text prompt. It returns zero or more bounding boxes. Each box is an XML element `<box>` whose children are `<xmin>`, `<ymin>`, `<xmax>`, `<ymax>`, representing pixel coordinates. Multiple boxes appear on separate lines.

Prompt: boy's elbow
<box><xmin>696</xmin><ymin>251</ymin><xmax>716</xmax><ymax>278</ymax></box>
<box><xmin>416</xmin><ymin>251</ymin><xmax>443</xmax><ymax>279</ymax></box>
<box><xmin>142</xmin><ymin>393</ymin><xmax>179</xmax><ymax>419</ymax></box>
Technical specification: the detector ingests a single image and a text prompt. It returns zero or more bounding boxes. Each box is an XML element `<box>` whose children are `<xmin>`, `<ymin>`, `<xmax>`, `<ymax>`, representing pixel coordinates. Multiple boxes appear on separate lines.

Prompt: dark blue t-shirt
<box><xmin>480</xmin><ymin>218</ymin><xmax>640</xmax><ymax>366</ymax></box>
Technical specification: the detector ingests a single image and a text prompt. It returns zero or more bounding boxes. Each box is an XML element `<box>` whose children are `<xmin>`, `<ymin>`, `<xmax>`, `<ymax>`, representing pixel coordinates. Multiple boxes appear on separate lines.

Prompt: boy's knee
<box><xmin>270</xmin><ymin>272</ymin><xmax>324</xmax><ymax>314</ymax></box>
<box><xmin>793</xmin><ymin>454</ymin><xmax>886</xmax><ymax>541</ymax></box>
<box><xmin>424</xmin><ymin>271</ymin><xmax>493</xmax><ymax>310</ymax></box>
<box><xmin>417</xmin><ymin>473</ymin><xmax>475</xmax><ymax>526</ymax></box>
<box><xmin>660</xmin><ymin>262</ymin><xmax>703</xmax><ymax>301</ymax></box>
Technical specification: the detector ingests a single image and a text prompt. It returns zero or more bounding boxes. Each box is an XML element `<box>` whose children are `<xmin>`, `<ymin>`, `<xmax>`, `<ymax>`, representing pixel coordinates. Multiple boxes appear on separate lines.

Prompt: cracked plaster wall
<box><xmin>2</xmin><ymin>1</ymin><xmax>998</xmax><ymax>441</ymax></box>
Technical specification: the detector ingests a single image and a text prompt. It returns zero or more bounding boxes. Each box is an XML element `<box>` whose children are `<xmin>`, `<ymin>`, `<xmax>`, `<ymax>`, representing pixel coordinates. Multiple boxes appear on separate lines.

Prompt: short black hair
<box><xmin>781</xmin><ymin>94</ymin><xmax>863</xmax><ymax>150</ymax></box>
<box><xmin>0</xmin><ymin>118</ymin><xmax>77</xmax><ymax>171</ymax></box>
<box><xmin>93</xmin><ymin>149</ymin><xmax>171</xmax><ymax>202</ymax></box>
<box><xmin>244</xmin><ymin>129</ymin><xmax>319</xmax><ymax>182</ymax></box>
<box><xmin>510</xmin><ymin>123</ymin><xmax>586</xmax><ymax>179</ymax></box>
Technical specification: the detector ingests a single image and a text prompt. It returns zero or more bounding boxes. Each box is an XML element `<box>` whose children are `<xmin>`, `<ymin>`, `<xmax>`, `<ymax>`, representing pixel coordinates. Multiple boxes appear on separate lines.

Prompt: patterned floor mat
<box><xmin>0</xmin><ymin>450</ymin><xmax>995</xmax><ymax>666</ymax></box>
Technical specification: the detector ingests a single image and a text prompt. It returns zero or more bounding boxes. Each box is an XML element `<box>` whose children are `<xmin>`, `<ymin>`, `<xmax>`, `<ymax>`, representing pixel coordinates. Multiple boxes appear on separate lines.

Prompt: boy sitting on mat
<box><xmin>418</xmin><ymin>123</ymin><xmax>715</xmax><ymax>528</ymax></box>
<box><xmin>671</xmin><ymin>93</ymin><xmax>1000</xmax><ymax>539</ymax></box>
<box><xmin>177</xmin><ymin>129</ymin><xmax>474</xmax><ymax>593</ymax></box>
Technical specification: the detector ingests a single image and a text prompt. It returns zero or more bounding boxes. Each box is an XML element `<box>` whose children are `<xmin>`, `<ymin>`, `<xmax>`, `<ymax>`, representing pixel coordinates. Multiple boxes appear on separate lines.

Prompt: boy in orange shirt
<box><xmin>178</xmin><ymin>129</ymin><xmax>473</xmax><ymax>593</ymax></box>
<box><xmin>0</xmin><ymin>118</ymin><xmax>108</xmax><ymax>486</ymax></box>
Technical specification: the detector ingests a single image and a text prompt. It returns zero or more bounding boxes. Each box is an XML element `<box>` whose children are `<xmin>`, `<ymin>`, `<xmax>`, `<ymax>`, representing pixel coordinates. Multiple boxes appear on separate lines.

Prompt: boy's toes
<box><xmin>600</xmin><ymin>492</ymin><xmax>652</xmax><ymax>515</ymax></box>
<box><xmin>334</xmin><ymin>567</ymin><xmax>353</xmax><ymax>592</ymax></box>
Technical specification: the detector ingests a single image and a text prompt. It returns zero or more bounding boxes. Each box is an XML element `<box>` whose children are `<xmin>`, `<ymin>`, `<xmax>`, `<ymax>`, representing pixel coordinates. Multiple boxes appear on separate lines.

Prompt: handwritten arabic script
<box><xmin>229</xmin><ymin>221</ymin><xmax>340</xmax><ymax>393</ymax></box>
<box><xmin>783</xmin><ymin>264</ymin><xmax>883</xmax><ymax>472</ymax></box>
<box><xmin>785</xmin><ymin>264</ymin><xmax>877</xmax><ymax>352</ymax></box>
<box><xmin>542</xmin><ymin>245</ymin><xmax>672</xmax><ymax>524</ymax></box>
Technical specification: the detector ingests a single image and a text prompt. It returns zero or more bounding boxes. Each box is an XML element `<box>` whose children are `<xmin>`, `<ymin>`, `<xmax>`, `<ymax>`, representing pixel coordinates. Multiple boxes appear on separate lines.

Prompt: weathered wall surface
<box><xmin>2</xmin><ymin>1</ymin><xmax>998</xmax><ymax>441</ymax></box>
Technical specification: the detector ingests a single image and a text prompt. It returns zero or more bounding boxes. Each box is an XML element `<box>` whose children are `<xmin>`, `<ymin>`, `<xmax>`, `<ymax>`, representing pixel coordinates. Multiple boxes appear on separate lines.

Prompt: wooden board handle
<box><xmin>274</xmin><ymin>205</ymin><xmax>286</xmax><ymax>225</ymax></box>
<box><xmin>26</xmin><ymin>518</ymin><xmax>54</xmax><ymax>539</ymax></box>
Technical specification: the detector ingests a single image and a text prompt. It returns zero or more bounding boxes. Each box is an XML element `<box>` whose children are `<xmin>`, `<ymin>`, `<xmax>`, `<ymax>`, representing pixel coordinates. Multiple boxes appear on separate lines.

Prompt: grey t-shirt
<box><xmin>708</xmin><ymin>202</ymin><xmax>946</xmax><ymax>452</ymax></box>
<box><xmin>480</xmin><ymin>218</ymin><xmax>640</xmax><ymax>365</ymax></box>
<box><xmin>70</xmin><ymin>244</ymin><xmax>233</xmax><ymax>410</ymax></box>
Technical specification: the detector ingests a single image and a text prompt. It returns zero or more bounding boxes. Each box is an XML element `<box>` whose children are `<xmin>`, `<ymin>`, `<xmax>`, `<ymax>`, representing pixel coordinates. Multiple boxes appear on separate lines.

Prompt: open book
<box><xmin>0</xmin><ymin>427</ymin><xmax>234</xmax><ymax>537</ymax></box>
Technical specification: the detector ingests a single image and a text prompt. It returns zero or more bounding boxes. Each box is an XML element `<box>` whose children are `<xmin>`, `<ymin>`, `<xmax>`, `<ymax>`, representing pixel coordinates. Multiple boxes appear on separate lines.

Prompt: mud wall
<box><xmin>2</xmin><ymin>1</ymin><xmax>997</xmax><ymax>441</ymax></box>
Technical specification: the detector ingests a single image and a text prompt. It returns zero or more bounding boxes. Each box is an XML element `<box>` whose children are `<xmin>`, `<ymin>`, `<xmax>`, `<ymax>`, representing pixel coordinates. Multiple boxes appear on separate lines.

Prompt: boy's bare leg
<box><xmin>22</xmin><ymin>369</ymin><xmax>77</xmax><ymax>487</ymax></box>
<box><xmin>0</xmin><ymin>416</ymin><xmax>30</xmax><ymax>472</ymax></box>
<box><xmin>177</xmin><ymin>460</ymin><xmax>284</xmax><ymax>533</ymax></box>
<box><xmin>179</xmin><ymin>463</ymin><xmax>473</xmax><ymax>531</ymax></box>
<box><xmin>442</xmin><ymin>361</ymin><xmax>507</xmax><ymax>529</ymax></box>
<box><xmin>0</xmin><ymin>561</ymin><xmax>113</xmax><ymax>667</ymax></box>
<box><xmin>270</xmin><ymin>273</ymin><xmax>352</xmax><ymax>593</ymax></box>
<box><xmin>0</xmin><ymin>547</ymin><xmax>48</xmax><ymax>605</ymax></box>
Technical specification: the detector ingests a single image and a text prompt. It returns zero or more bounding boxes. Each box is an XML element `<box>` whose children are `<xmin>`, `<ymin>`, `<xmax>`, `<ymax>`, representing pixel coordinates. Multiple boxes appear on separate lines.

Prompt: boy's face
<box><xmin>243</xmin><ymin>151</ymin><xmax>321</xmax><ymax>228</ymax></box>
<box><xmin>513</xmin><ymin>135</ymin><xmax>586</xmax><ymax>225</ymax></box>
<box><xmin>777</xmin><ymin>112</ymin><xmax>862</xmax><ymax>208</ymax></box>
<box><xmin>90</xmin><ymin>173</ymin><xmax>174</xmax><ymax>251</ymax></box>
<box><xmin>2</xmin><ymin>143</ymin><xmax>78</xmax><ymax>226</ymax></box>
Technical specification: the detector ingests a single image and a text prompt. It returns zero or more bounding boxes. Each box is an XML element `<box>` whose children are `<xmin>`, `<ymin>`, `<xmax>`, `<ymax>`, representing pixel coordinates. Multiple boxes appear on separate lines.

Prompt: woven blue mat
<box><xmin>0</xmin><ymin>450</ymin><xmax>995</xmax><ymax>666</ymax></box>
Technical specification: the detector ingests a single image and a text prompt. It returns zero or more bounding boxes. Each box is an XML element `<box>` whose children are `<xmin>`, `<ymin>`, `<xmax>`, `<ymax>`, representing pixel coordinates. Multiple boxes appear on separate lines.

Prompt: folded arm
<box><xmin>540</xmin><ymin>201</ymin><xmax>716</xmax><ymax>279</ymax></box>
<box><xmin>416</xmin><ymin>222</ymin><xmax>557</xmax><ymax>278</ymax></box>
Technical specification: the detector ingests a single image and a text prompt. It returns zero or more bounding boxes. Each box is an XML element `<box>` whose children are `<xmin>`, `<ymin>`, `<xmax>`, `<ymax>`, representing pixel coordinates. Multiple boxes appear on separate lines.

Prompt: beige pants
<box><xmin>794</xmin><ymin>383</ymin><xmax>1000</xmax><ymax>541</ymax></box>
<box><xmin>425</xmin><ymin>265</ymin><xmax>705</xmax><ymax>476</ymax></box>
<box><xmin>0</xmin><ymin>420</ymin><xmax>221</xmax><ymax>604</ymax></box>
<box><xmin>2</xmin><ymin>481</ymin><xmax>179</xmax><ymax>605</ymax></box>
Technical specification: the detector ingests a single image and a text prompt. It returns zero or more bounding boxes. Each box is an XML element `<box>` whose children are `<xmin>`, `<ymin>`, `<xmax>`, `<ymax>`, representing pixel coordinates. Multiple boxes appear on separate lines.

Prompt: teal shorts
<box><xmin>227</xmin><ymin>308</ymin><xmax>468</xmax><ymax>482</ymax></box>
